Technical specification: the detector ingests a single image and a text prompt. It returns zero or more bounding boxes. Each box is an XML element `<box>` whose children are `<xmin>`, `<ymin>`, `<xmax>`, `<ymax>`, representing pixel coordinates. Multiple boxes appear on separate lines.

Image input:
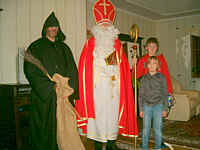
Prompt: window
<box><xmin>191</xmin><ymin>35</ymin><xmax>200</xmax><ymax>78</ymax></box>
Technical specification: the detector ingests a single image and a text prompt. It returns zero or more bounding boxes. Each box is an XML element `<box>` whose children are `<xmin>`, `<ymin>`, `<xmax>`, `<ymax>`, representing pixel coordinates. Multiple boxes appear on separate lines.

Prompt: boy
<box><xmin>139</xmin><ymin>56</ymin><xmax>168</xmax><ymax>150</ymax></box>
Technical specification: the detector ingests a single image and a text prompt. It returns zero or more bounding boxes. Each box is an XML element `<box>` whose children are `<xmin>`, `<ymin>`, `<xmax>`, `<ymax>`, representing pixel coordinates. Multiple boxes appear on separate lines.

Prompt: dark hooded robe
<box><xmin>24</xmin><ymin>12</ymin><xmax>79</xmax><ymax>150</ymax></box>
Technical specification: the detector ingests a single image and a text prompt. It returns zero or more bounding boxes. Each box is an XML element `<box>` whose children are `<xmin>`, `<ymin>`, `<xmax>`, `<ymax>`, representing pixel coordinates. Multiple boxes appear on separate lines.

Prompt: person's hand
<box><xmin>132</xmin><ymin>57</ymin><xmax>137</xmax><ymax>67</ymax></box>
<box><xmin>162</xmin><ymin>111</ymin><xmax>167</xmax><ymax>117</ymax></box>
<box><xmin>169</xmin><ymin>93</ymin><xmax>176</xmax><ymax>106</ymax></box>
<box><xmin>140</xmin><ymin>112</ymin><xmax>144</xmax><ymax>118</ymax></box>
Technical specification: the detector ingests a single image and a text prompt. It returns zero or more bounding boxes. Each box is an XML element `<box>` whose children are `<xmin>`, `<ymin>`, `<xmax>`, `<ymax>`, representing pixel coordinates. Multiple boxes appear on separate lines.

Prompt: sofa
<box><xmin>166</xmin><ymin>77</ymin><xmax>200</xmax><ymax>121</ymax></box>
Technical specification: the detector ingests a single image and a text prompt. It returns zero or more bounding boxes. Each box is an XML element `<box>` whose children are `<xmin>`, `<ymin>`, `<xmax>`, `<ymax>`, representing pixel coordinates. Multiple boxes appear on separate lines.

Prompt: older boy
<box><xmin>132</xmin><ymin>37</ymin><xmax>173</xmax><ymax>95</ymax></box>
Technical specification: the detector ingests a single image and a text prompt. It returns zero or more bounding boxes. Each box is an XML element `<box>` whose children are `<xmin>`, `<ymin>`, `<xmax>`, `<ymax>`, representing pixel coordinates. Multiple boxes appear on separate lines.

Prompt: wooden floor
<box><xmin>81</xmin><ymin>136</ymin><xmax>199</xmax><ymax>150</ymax></box>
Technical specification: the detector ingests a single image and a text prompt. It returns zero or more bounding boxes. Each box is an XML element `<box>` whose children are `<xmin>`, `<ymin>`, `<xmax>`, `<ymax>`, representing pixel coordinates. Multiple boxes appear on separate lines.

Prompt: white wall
<box><xmin>0</xmin><ymin>0</ymin><xmax>86</xmax><ymax>84</ymax></box>
<box><xmin>1</xmin><ymin>0</ymin><xmax>199</xmax><ymax>89</ymax></box>
<box><xmin>156</xmin><ymin>15</ymin><xmax>200</xmax><ymax>89</ymax></box>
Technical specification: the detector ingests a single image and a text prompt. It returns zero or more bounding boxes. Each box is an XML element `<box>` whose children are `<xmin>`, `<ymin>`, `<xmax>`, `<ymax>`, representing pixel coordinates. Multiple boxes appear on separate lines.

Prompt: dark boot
<box><xmin>94</xmin><ymin>140</ymin><xmax>103</xmax><ymax>150</ymax></box>
<box><xmin>106</xmin><ymin>140</ymin><xmax>121</xmax><ymax>150</ymax></box>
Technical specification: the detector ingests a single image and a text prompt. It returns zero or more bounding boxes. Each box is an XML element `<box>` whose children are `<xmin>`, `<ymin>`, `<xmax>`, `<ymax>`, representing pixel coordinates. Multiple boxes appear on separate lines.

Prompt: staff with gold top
<box><xmin>130</xmin><ymin>24</ymin><xmax>139</xmax><ymax>114</ymax></box>
<box><xmin>130</xmin><ymin>24</ymin><xmax>139</xmax><ymax>150</ymax></box>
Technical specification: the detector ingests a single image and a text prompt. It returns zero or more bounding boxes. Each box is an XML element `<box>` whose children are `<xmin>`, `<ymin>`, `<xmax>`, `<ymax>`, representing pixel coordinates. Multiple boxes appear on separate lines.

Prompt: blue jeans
<box><xmin>142</xmin><ymin>104</ymin><xmax>163</xmax><ymax>150</ymax></box>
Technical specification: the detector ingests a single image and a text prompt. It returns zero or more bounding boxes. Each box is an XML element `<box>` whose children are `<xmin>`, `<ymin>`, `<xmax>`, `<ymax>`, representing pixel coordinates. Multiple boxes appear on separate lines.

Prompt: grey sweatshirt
<box><xmin>139</xmin><ymin>72</ymin><xmax>169</xmax><ymax>112</ymax></box>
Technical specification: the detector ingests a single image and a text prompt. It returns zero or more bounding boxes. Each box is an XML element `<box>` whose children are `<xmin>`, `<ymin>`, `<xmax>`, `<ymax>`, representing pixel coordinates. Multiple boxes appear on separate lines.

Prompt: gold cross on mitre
<box><xmin>99</xmin><ymin>0</ymin><xmax>110</xmax><ymax>15</ymax></box>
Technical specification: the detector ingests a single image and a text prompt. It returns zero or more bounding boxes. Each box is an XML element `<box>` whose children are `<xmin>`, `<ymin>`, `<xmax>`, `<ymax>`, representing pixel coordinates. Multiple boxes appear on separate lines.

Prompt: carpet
<box><xmin>116</xmin><ymin>138</ymin><xmax>200</xmax><ymax>150</ymax></box>
<box><xmin>137</xmin><ymin>115</ymin><xmax>200</xmax><ymax>149</ymax></box>
<box><xmin>162</xmin><ymin>115</ymin><xmax>200</xmax><ymax>148</ymax></box>
<box><xmin>82</xmin><ymin>136</ymin><xmax>199</xmax><ymax>150</ymax></box>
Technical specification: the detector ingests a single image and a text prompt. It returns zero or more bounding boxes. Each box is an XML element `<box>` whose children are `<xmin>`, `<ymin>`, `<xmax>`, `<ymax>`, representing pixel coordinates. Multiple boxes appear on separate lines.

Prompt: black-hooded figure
<box><xmin>24</xmin><ymin>12</ymin><xmax>79</xmax><ymax>150</ymax></box>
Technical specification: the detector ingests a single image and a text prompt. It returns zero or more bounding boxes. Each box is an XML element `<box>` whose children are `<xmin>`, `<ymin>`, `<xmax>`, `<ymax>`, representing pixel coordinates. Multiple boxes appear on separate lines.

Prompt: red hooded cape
<box><xmin>75</xmin><ymin>37</ymin><xmax>138</xmax><ymax>137</ymax></box>
<box><xmin>133</xmin><ymin>54</ymin><xmax>173</xmax><ymax>94</ymax></box>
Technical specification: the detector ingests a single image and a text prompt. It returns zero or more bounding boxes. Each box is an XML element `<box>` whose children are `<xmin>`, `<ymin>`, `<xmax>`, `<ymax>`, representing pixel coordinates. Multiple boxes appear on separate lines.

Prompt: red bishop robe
<box><xmin>133</xmin><ymin>53</ymin><xmax>173</xmax><ymax>94</ymax></box>
<box><xmin>75</xmin><ymin>37</ymin><xmax>138</xmax><ymax>137</ymax></box>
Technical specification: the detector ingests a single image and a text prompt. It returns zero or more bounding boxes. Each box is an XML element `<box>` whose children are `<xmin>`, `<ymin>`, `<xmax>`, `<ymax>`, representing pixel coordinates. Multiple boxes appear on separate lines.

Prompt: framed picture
<box><xmin>118</xmin><ymin>33</ymin><xmax>143</xmax><ymax>68</ymax></box>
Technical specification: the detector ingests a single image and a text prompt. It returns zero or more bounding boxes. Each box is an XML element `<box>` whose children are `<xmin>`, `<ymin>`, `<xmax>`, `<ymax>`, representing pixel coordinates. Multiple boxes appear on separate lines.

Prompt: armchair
<box><xmin>167</xmin><ymin>77</ymin><xmax>200</xmax><ymax>121</ymax></box>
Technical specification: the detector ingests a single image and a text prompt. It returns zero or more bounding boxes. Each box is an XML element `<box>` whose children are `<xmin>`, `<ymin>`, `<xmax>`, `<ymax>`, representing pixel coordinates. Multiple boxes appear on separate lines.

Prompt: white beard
<box><xmin>92</xmin><ymin>24</ymin><xmax>120</xmax><ymax>76</ymax></box>
<box><xmin>91</xmin><ymin>24</ymin><xmax>119</xmax><ymax>58</ymax></box>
